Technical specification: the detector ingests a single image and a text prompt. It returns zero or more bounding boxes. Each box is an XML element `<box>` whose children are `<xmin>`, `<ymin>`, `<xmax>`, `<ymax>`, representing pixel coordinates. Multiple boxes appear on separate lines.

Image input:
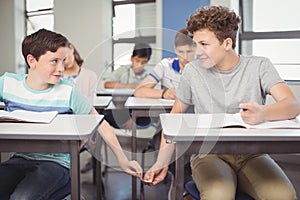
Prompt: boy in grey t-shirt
<box><xmin>143</xmin><ymin>6</ymin><xmax>299</xmax><ymax>200</ymax></box>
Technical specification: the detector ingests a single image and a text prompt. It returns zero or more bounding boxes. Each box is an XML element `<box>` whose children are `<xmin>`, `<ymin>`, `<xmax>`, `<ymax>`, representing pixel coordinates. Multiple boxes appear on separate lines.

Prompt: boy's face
<box><xmin>193</xmin><ymin>28</ymin><xmax>226</xmax><ymax>69</ymax></box>
<box><xmin>29</xmin><ymin>47</ymin><xmax>66</xmax><ymax>87</ymax></box>
<box><xmin>175</xmin><ymin>45</ymin><xmax>195</xmax><ymax>68</ymax></box>
<box><xmin>131</xmin><ymin>56</ymin><xmax>149</xmax><ymax>75</ymax></box>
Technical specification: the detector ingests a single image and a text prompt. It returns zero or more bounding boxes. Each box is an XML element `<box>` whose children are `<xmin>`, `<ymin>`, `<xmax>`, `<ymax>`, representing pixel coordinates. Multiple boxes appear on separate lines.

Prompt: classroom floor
<box><xmin>79</xmin><ymin>127</ymin><xmax>300</xmax><ymax>200</ymax></box>
<box><xmin>79</xmin><ymin>126</ymin><xmax>173</xmax><ymax>200</ymax></box>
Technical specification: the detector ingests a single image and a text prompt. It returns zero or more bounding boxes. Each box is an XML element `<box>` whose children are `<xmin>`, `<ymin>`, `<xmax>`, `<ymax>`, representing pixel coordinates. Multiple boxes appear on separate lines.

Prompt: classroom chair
<box><xmin>184</xmin><ymin>179</ymin><xmax>254</xmax><ymax>200</ymax></box>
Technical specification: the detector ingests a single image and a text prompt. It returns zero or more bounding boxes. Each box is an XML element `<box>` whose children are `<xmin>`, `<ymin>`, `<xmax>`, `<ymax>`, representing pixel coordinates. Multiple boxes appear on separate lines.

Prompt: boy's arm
<box><xmin>134</xmin><ymin>76</ymin><xmax>174</xmax><ymax>99</ymax></box>
<box><xmin>240</xmin><ymin>82</ymin><xmax>300</xmax><ymax>125</ymax></box>
<box><xmin>104</xmin><ymin>81</ymin><xmax>138</xmax><ymax>89</ymax></box>
<box><xmin>89</xmin><ymin>108</ymin><xmax>142</xmax><ymax>178</ymax></box>
<box><xmin>143</xmin><ymin>98</ymin><xmax>190</xmax><ymax>185</ymax></box>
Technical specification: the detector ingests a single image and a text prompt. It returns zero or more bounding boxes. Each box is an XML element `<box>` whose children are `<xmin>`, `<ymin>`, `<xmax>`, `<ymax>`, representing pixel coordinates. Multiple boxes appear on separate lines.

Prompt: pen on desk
<box><xmin>234</xmin><ymin>107</ymin><xmax>248</xmax><ymax>111</ymax></box>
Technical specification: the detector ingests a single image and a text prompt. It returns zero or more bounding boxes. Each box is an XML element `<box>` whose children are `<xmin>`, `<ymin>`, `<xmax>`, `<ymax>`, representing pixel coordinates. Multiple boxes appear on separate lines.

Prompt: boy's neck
<box><xmin>215</xmin><ymin>50</ymin><xmax>240</xmax><ymax>71</ymax></box>
<box><xmin>26</xmin><ymin>75</ymin><xmax>51</xmax><ymax>91</ymax></box>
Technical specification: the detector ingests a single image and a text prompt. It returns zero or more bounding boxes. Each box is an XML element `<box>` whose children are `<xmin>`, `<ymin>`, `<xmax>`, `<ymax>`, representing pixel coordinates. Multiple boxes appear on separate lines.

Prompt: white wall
<box><xmin>54</xmin><ymin>0</ymin><xmax>112</xmax><ymax>79</ymax></box>
<box><xmin>0</xmin><ymin>0</ymin><xmax>25</xmax><ymax>75</ymax></box>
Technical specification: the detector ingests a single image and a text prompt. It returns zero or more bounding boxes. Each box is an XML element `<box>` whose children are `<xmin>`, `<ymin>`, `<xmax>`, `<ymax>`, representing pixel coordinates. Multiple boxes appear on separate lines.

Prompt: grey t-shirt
<box><xmin>177</xmin><ymin>55</ymin><xmax>284</xmax><ymax>114</ymax></box>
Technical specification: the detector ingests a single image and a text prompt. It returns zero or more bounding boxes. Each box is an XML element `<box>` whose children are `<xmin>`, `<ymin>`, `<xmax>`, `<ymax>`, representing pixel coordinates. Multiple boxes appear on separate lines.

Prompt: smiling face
<box><xmin>27</xmin><ymin>47</ymin><xmax>67</xmax><ymax>89</ymax></box>
<box><xmin>193</xmin><ymin>29</ymin><xmax>227</xmax><ymax>69</ymax></box>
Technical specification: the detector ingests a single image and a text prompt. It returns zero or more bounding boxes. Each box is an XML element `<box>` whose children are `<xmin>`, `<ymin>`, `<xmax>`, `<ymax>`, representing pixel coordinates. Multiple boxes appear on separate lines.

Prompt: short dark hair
<box><xmin>132</xmin><ymin>43</ymin><xmax>152</xmax><ymax>61</ymax></box>
<box><xmin>174</xmin><ymin>28</ymin><xmax>194</xmax><ymax>47</ymax></box>
<box><xmin>22</xmin><ymin>29</ymin><xmax>69</xmax><ymax>67</ymax></box>
<box><xmin>186</xmin><ymin>6</ymin><xmax>241</xmax><ymax>49</ymax></box>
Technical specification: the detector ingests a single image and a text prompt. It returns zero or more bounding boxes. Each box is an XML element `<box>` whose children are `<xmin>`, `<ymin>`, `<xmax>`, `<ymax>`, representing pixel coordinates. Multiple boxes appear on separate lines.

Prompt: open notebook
<box><xmin>182</xmin><ymin>113</ymin><xmax>300</xmax><ymax>129</ymax></box>
<box><xmin>0</xmin><ymin>110</ymin><xmax>58</xmax><ymax>123</ymax></box>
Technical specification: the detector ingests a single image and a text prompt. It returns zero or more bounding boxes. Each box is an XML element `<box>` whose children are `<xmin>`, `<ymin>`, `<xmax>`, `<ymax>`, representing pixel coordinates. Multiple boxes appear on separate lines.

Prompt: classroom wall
<box><xmin>0</xmin><ymin>0</ymin><xmax>25</xmax><ymax>75</ymax></box>
<box><xmin>54</xmin><ymin>0</ymin><xmax>112</xmax><ymax>79</ymax></box>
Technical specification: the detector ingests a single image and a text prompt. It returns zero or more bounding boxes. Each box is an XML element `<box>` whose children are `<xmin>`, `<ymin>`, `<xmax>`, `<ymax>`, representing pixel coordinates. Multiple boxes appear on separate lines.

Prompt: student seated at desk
<box><xmin>103</xmin><ymin>43</ymin><xmax>152</xmax><ymax>129</ymax></box>
<box><xmin>0</xmin><ymin>29</ymin><xmax>142</xmax><ymax>200</ymax></box>
<box><xmin>62</xmin><ymin>42</ymin><xmax>97</xmax><ymax>104</ymax></box>
<box><xmin>134</xmin><ymin>28</ymin><xmax>196</xmax><ymax>100</ymax></box>
<box><xmin>143</xmin><ymin>6</ymin><xmax>300</xmax><ymax>200</ymax></box>
<box><xmin>104</xmin><ymin>43</ymin><xmax>152</xmax><ymax>89</ymax></box>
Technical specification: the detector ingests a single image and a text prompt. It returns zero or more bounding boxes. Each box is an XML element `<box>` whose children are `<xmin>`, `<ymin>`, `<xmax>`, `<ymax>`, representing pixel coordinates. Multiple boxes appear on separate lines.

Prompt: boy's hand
<box><xmin>119</xmin><ymin>160</ymin><xmax>143</xmax><ymax>179</ymax></box>
<box><xmin>163</xmin><ymin>88</ymin><xmax>176</xmax><ymax>100</ymax></box>
<box><xmin>122</xmin><ymin>119</ymin><xmax>133</xmax><ymax>130</ymax></box>
<box><xmin>142</xmin><ymin>165</ymin><xmax>168</xmax><ymax>186</ymax></box>
<box><xmin>239</xmin><ymin>102</ymin><xmax>264</xmax><ymax>125</ymax></box>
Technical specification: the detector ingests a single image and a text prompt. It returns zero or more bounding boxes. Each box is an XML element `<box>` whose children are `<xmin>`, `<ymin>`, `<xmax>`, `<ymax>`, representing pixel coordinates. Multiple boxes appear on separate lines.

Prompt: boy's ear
<box><xmin>27</xmin><ymin>54</ymin><xmax>37</xmax><ymax>69</ymax></box>
<box><xmin>223</xmin><ymin>38</ymin><xmax>233</xmax><ymax>50</ymax></box>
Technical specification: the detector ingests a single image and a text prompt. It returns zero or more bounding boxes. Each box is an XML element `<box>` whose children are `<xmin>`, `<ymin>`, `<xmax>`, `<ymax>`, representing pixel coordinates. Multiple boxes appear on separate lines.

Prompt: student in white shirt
<box><xmin>134</xmin><ymin>28</ymin><xmax>196</xmax><ymax>99</ymax></box>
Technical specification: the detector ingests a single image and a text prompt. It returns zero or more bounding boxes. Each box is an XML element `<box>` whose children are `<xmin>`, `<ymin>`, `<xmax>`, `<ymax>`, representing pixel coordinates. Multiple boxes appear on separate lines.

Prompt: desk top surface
<box><xmin>98</xmin><ymin>88</ymin><xmax>135</xmax><ymax>96</ymax></box>
<box><xmin>125</xmin><ymin>97</ymin><xmax>174</xmax><ymax>109</ymax></box>
<box><xmin>93</xmin><ymin>96</ymin><xmax>112</xmax><ymax>109</ymax></box>
<box><xmin>160</xmin><ymin>114</ymin><xmax>300</xmax><ymax>141</ymax></box>
<box><xmin>0</xmin><ymin>114</ymin><xmax>103</xmax><ymax>140</ymax></box>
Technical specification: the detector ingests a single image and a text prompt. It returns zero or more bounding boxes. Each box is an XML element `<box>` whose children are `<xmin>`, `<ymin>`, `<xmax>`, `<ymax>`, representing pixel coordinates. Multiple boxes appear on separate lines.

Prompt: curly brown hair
<box><xmin>186</xmin><ymin>6</ymin><xmax>241</xmax><ymax>49</ymax></box>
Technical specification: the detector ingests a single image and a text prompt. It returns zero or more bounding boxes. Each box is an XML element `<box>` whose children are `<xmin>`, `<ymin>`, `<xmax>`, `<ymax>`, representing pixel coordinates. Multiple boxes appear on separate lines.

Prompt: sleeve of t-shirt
<box><xmin>148</xmin><ymin>58</ymin><xmax>167</xmax><ymax>83</ymax></box>
<box><xmin>105</xmin><ymin>67</ymin><xmax>126</xmax><ymax>82</ymax></box>
<box><xmin>70</xmin><ymin>86</ymin><xmax>93</xmax><ymax>114</ymax></box>
<box><xmin>259</xmin><ymin>57</ymin><xmax>284</xmax><ymax>95</ymax></box>
<box><xmin>176</xmin><ymin>64</ymin><xmax>193</xmax><ymax>105</ymax></box>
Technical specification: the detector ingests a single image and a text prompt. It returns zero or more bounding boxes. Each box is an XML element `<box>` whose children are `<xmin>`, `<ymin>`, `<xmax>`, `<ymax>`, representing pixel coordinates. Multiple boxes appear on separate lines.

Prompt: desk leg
<box><xmin>95</xmin><ymin>159</ymin><xmax>102</xmax><ymax>200</ymax></box>
<box><xmin>70</xmin><ymin>141</ymin><xmax>80</xmax><ymax>200</ymax></box>
<box><xmin>131</xmin><ymin>111</ymin><xmax>137</xmax><ymax>200</ymax></box>
<box><xmin>175</xmin><ymin>144</ymin><xmax>185</xmax><ymax>200</ymax></box>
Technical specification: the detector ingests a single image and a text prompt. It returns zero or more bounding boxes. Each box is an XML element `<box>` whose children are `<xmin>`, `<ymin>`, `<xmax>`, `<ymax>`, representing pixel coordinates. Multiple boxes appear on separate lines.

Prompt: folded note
<box><xmin>0</xmin><ymin>110</ymin><xmax>58</xmax><ymax>123</ymax></box>
<box><xmin>182</xmin><ymin>113</ymin><xmax>300</xmax><ymax>129</ymax></box>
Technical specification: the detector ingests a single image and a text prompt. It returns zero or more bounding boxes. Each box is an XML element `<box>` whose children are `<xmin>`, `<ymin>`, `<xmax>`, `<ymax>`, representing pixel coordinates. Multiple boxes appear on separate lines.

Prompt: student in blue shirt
<box><xmin>0</xmin><ymin>29</ymin><xmax>142</xmax><ymax>200</ymax></box>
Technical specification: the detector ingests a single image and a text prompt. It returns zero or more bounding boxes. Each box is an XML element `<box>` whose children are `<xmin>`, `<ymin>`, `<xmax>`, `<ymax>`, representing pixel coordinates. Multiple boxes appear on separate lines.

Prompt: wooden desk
<box><xmin>125</xmin><ymin>97</ymin><xmax>174</xmax><ymax>199</ymax></box>
<box><xmin>0</xmin><ymin>114</ymin><xmax>104</xmax><ymax>200</ymax></box>
<box><xmin>160</xmin><ymin>113</ymin><xmax>300</xmax><ymax>200</ymax></box>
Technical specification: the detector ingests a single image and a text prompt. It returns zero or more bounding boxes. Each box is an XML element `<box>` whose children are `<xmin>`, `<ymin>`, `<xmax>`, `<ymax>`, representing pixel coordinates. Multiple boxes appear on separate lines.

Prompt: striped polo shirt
<box><xmin>0</xmin><ymin>72</ymin><xmax>92</xmax><ymax>168</ymax></box>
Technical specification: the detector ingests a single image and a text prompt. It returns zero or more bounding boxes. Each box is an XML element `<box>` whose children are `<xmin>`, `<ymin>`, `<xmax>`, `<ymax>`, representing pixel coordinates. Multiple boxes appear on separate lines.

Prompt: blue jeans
<box><xmin>0</xmin><ymin>157</ymin><xmax>70</xmax><ymax>200</ymax></box>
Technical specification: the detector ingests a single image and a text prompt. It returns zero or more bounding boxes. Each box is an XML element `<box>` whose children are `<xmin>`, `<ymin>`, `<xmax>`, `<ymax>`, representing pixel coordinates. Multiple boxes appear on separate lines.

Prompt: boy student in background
<box><xmin>134</xmin><ymin>28</ymin><xmax>196</xmax><ymax>100</ymax></box>
<box><xmin>143</xmin><ymin>6</ymin><xmax>299</xmax><ymax>200</ymax></box>
<box><xmin>0</xmin><ymin>29</ymin><xmax>142</xmax><ymax>200</ymax></box>
<box><xmin>103</xmin><ymin>43</ymin><xmax>152</xmax><ymax>129</ymax></box>
<box><xmin>62</xmin><ymin>43</ymin><xmax>97</xmax><ymax>104</ymax></box>
<box><xmin>104</xmin><ymin>43</ymin><xmax>152</xmax><ymax>89</ymax></box>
